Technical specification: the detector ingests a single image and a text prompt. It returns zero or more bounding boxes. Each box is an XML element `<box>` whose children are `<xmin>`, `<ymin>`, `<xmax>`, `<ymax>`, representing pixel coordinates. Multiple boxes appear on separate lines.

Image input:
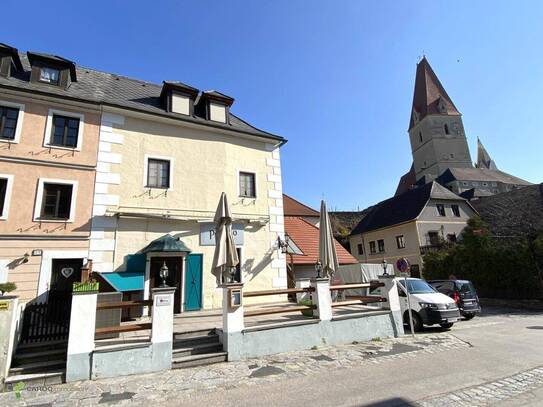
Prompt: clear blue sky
<box><xmin>2</xmin><ymin>1</ymin><xmax>542</xmax><ymax>210</ymax></box>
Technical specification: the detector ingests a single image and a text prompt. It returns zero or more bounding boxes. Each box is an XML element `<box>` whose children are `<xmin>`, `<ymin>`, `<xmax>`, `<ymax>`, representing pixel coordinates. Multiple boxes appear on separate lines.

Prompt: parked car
<box><xmin>370</xmin><ymin>277</ymin><xmax>460</xmax><ymax>331</ymax></box>
<box><xmin>427</xmin><ymin>279</ymin><xmax>481</xmax><ymax>320</ymax></box>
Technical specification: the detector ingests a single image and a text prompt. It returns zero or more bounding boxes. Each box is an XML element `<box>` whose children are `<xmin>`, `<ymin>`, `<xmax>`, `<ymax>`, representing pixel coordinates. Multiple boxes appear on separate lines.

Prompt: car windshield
<box><xmin>456</xmin><ymin>281</ymin><xmax>475</xmax><ymax>293</ymax></box>
<box><xmin>399</xmin><ymin>279</ymin><xmax>437</xmax><ymax>294</ymax></box>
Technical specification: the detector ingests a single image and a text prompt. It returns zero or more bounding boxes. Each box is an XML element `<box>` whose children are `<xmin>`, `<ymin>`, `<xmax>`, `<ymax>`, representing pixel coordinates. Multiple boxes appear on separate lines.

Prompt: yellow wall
<box><xmin>91</xmin><ymin>112</ymin><xmax>286</xmax><ymax>309</ymax></box>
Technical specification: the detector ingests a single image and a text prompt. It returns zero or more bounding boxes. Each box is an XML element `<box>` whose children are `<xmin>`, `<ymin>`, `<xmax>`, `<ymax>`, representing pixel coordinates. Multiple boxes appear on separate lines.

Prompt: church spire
<box><xmin>476</xmin><ymin>137</ymin><xmax>498</xmax><ymax>170</ymax></box>
<box><xmin>409</xmin><ymin>57</ymin><xmax>461</xmax><ymax>129</ymax></box>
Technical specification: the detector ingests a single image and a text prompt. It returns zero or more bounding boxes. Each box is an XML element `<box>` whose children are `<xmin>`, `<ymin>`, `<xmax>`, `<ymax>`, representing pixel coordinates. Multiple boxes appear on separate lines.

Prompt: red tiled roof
<box><xmin>283</xmin><ymin>194</ymin><xmax>319</xmax><ymax>217</ymax></box>
<box><xmin>284</xmin><ymin>216</ymin><xmax>358</xmax><ymax>265</ymax></box>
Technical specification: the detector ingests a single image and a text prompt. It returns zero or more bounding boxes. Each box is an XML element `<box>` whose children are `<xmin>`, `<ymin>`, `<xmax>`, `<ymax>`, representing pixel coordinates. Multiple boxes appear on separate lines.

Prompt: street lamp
<box><xmin>159</xmin><ymin>262</ymin><xmax>169</xmax><ymax>287</ymax></box>
<box><xmin>276</xmin><ymin>234</ymin><xmax>290</xmax><ymax>254</ymax></box>
<box><xmin>315</xmin><ymin>260</ymin><xmax>322</xmax><ymax>279</ymax></box>
<box><xmin>381</xmin><ymin>259</ymin><xmax>388</xmax><ymax>276</ymax></box>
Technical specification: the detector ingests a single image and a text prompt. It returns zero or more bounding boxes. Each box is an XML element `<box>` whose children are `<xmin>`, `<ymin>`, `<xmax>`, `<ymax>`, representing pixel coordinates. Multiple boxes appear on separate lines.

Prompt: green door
<box><xmin>184</xmin><ymin>254</ymin><xmax>203</xmax><ymax>311</ymax></box>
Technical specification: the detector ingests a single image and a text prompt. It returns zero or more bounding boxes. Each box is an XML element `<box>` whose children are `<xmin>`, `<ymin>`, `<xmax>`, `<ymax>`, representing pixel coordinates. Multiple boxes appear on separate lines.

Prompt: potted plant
<box><xmin>0</xmin><ymin>282</ymin><xmax>17</xmax><ymax>297</ymax></box>
<box><xmin>298</xmin><ymin>298</ymin><xmax>314</xmax><ymax>317</ymax></box>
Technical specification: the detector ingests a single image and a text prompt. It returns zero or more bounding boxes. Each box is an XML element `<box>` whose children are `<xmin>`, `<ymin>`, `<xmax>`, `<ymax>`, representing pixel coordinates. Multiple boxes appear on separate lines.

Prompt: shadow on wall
<box><xmin>357</xmin><ymin>398</ymin><xmax>418</xmax><ymax>407</ymax></box>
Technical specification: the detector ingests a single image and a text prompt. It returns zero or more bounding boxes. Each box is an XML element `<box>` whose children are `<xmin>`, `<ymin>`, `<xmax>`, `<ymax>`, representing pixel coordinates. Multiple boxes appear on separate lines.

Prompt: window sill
<box><xmin>43</xmin><ymin>143</ymin><xmax>81</xmax><ymax>152</ymax></box>
<box><xmin>34</xmin><ymin>218</ymin><xmax>74</xmax><ymax>223</ymax></box>
<box><xmin>0</xmin><ymin>138</ymin><xmax>18</xmax><ymax>144</ymax></box>
<box><xmin>145</xmin><ymin>186</ymin><xmax>172</xmax><ymax>191</ymax></box>
<box><xmin>239</xmin><ymin>196</ymin><xmax>256</xmax><ymax>199</ymax></box>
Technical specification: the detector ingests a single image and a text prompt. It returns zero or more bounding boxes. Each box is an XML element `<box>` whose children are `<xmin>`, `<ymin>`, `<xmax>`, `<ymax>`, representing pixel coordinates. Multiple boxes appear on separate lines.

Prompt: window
<box><xmin>147</xmin><ymin>158</ymin><xmax>171</xmax><ymax>188</ymax></box>
<box><xmin>357</xmin><ymin>243</ymin><xmax>363</xmax><ymax>255</ymax></box>
<box><xmin>39</xmin><ymin>67</ymin><xmax>60</xmax><ymax>85</ymax></box>
<box><xmin>0</xmin><ymin>175</ymin><xmax>13</xmax><ymax>219</ymax></box>
<box><xmin>451</xmin><ymin>204</ymin><xmax>461</xmax><ymax>217</ymax></box>
<box><xmin>0</xmin><ymin>106</ymin><xmax>19</xmax><ymax>140</ymax></box>
<box><xmin>436</xmin><ymin>204</ymin><xmax>446</xmax><ymax>217</ymax></box>
<box><xmin>482</xmin><ymin>182</ymin><xmax>488</xmax><ymax>187</ymax></box>
<box><xmin>444</xmin><ymin>124</ymin><xmax>449</xmax><ymax>135</ymax></box>
<box><xmin>396</xmin><ymin>235</ymin><xmax>406</xmax><ymax>249</ymax></box>
<box><xmin>40</xmin><ymin>183</ymin><xmax>73</xmax><ymax>220</ymax></box>
<box><xmin>369</xmin><ymin>241</ymin><xmax>376</xmax><ymax>254</ymax></box>
<box><xmin>428</xmin><ymin>231</ymin><xmax>440</xmax><ymax>246</ymax></box>
<box><xmin>419</xmin><ymin>132</ymin><xmax>422</xmax><ymax>143</ymax></box>
<box><xmin>377</xmin><ymin>239</ymin><xmax>385</xmax><ymax>252</ymax></box>
<box><xmin>50</xmin><ymin>115</ymin><xmax>80</xmax><ymax>148</ymax></box>
<box><xmin>239</xmin><ymin>172</ymin><xmax>256</xmax><ymax>198</ymax></box>
<box><xmin>209</xmin><ymin>103</ymin><xmax>227</xmax><ymax>123</ymax></box>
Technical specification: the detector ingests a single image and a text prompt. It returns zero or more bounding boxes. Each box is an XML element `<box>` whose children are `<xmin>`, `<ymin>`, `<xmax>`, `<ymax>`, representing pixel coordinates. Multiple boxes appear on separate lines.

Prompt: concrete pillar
<box><xmin>222</xmin><ymin>283</ymin><xmax>244</xmax><ymax>334</ymax></box>
<box><xmin>0</xmin><ymin>296</ymin><xmax>19</xmax><ymax>387</ymax></box>
<box><xmin>151</xmin><ymin>287</ymin><xmax>175</xmax><ymax>370</ymax></box>
<box><xmin>310</xmin><ymin>277</ymin><xmax>332</xmax><ymax>321</ymax></box>
<box><xmin>66</xmin><ymin>291</ymin><xmax>98</xmax><ymax>382</ymax></box>
<box><xmin>378</xmin><ymin>275</ymin><xmax>404</xmax><ymax>337</ymax></box>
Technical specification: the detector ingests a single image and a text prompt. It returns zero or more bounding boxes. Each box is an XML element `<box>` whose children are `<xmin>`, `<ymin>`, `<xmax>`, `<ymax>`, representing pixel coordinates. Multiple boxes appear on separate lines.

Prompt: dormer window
<box><xmin>0</xmin><ymin>43</ymin><xmax>23</xmax><ymax>78</ymax></box>
<box><xmin>209</xmin><ymin>103</ymin><xmax>226</xmax><ymax>123</ymax></box>
<box><xmin>160</xmin><ymin>81</ymin><xmax>199</xmax><ymax>116</ymax></box>
<box><xmin>195</xmin><ymin>90</ymin><xmax>234</xmax><ymax>124</ymax></box>
<box><xmin>39</xmin><ymin>67</ymin><xmax>60</xmax><ymax>85</ymax></box>
<box><xmin>27</xmin><ymin>52</ymin><xmax>77</xmax><ymax>88</ymax></box>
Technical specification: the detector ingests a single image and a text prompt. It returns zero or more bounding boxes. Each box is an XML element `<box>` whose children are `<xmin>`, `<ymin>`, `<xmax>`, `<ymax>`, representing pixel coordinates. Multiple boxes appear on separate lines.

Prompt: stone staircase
<box><xmin>4</xmin><ymin>340</ymin><xmax>67</xmax><ymax>390</ymax></box>
<box><xmin>171</xmin><ymin>328</ymin><xmax>227</xmax><ymax>369</ymax></box>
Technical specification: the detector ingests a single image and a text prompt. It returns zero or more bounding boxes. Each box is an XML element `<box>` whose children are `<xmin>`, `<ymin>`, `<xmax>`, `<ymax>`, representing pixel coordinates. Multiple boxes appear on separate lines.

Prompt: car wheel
<box><xmin>404</xmin><ymin>311</ymin><xmax>423</xmax><ymax>332</ymax></box>
<box><xmin>464</xmin><ymin>314</ymin><xmax>475</xmax><ymax>320</ymax></box>
<box><xmin>440</xmin><ymin>322</ymin><xmax>454</xmax><ymax>329</ymax></box>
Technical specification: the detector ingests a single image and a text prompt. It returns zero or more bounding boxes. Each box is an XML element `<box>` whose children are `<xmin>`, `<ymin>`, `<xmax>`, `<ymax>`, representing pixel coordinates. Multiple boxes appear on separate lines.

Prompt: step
<box><xmin>4</xmin><ymin>370</ymin><xmax>65</xmax><ymax>391</ymax></box>
<box><xmin>171</xmin><ymin>352</ymin><xmax>228</xmax><ymax>369</ymax></box>
<box><xmin>13</xmin><ymin>348</ymin><xmax>67</xmax><ymax>365</ymax></box>
<box><xmin>172</xmin><ymin>342</ymin><xmax>223</xmax><ymax>357</ymax></box>
<box><xmin>9</xmin><ymin>359</ymin><xmax>66</xmax><ymax>375</ymax></box>
<box><xmin>173</xmin><ymin>328</ymin><xmax>217</xmax><ymax>340</ymax></box>
<box><xmin>173</xmin><ymin>334</ymin><xmax>219</xmax><ymax>349</ymax></box>
<box><xmin>16</xmin><ymin>340</ymin><xmax>68</xmax><ymax>354</ymax></box>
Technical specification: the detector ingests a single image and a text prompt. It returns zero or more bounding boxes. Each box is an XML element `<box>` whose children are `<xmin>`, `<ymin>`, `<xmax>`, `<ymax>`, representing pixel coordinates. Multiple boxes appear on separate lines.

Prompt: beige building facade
<box><xmin>90</xmin><ymin>108</ymin><xmax>287</xmax><ymax>310</ymax></box>
<box><xmin>349</xmin><ymin>182</ymin><xmax>477</xmax><ymax>276</ymax></box>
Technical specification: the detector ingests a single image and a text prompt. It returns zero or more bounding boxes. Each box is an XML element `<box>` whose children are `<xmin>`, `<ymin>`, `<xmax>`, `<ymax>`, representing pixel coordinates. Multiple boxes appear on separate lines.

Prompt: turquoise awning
<box><xmin>100</xmin><ymin>271</ymin><xmax>144</xmax><ymax>292</ymax></box>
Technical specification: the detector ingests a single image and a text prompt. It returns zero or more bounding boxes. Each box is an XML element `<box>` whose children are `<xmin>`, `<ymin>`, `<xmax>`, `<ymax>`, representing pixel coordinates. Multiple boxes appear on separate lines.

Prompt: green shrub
<box><xmin>298</xmin><ymin>298</ymin><xmax>314</xmax><ymax>317</ymax></box>
<box><xmin>0</xmin><ymin>282</ymin><xmax>17</xmax><ymax>296</ymax></box>
<box><xmin>423</xmin><ymin>217</ymin><xmax>543</xmax><ymax>300</ymax></box>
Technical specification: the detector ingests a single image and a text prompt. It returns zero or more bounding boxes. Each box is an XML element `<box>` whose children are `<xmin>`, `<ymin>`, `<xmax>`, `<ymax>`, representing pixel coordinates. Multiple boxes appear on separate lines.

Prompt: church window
<box><xmin>482</xmin><ymin>182</ymin><xmax>488</xmax><ymax>187</ymax></box>
<box><xmin>419</xmin><ymin>132</ymin><xmax>423</xmax><ymax>143</ymax></box>
<box><xmin>444</xmin><ymin>124</ymin><xmax>450</xmax><ymax>135</ymax></box>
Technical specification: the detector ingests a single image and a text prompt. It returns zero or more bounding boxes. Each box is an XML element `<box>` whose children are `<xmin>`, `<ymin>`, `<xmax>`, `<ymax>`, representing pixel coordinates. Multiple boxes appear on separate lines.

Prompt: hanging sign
<box><xmin>200</xmin><ymin>223</ymin><xmax>244</xmax><ymax>246</ymax></box>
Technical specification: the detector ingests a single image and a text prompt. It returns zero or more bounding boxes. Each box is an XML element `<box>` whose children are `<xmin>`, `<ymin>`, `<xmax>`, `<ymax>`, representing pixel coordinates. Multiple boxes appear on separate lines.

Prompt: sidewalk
<box><xmin>0</xmin><ymin>333</ymin><xmax>469</xmax><ymax>406</ymax></box>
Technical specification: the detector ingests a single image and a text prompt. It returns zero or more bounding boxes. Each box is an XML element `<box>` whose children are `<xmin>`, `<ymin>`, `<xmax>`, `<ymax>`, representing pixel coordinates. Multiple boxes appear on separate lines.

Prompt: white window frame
<box><xmin>237</xmin><ymin>169</ymin><xmax>257</xmax><ymax>199</ymax></box>
<box><xmin>0</xmin><ymin>174</ymin><xmax>14</xmax><ymax>220</ymax></box>
<box><xmin>33</xmin><ymin>178</ymin><xmax>78</xmax><ymax>223</ymax></box>
<box><xmin>143</xmin><ymin>154</ymin><xmax>174</xmax><ymax>190</ymax></box>
<box><xmin>43</xmin><ymin>109</ymin><xmax>85</xmax><ymax>151</ymax></box>
<box><xmin>396</xmin><ymin>235</ymin><xmax>406</xmax><ymax>249</ymax></box>
<box><xmin>0</xmin><ymin>100</ymin><xmax>25</xmax><ymax>144</ymax></box>
<box><xmin>436</xmin><ymin>203</ymin><xmax>446</xmax><ymax>217</ymax></box>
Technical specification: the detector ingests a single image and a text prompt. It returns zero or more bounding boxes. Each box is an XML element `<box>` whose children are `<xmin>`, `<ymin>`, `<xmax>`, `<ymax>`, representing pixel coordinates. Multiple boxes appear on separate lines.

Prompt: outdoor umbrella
<box><xmin>319</xmin><ymin>200</ymin><xmax>339</xmax><ymax>278</ymax></box>
<box><xmin>211</xmin><ymin>192</ymin><xmax>239</xmax><ymax>285</ymax></box>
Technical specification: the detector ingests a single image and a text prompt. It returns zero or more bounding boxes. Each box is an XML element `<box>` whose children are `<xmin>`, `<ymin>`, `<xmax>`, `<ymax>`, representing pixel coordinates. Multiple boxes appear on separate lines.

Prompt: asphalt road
<box><xmin>175</xmin><ymin>307</ymin><xmax>543</xmax><ymax>407</ymax></box>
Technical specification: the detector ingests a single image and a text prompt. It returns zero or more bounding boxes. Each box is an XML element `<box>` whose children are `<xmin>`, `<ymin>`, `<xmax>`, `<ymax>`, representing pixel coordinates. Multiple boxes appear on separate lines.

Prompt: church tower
<box><xmin>408</xmin><ymin>57</ymin><xmax>473</xmax><ymax>183</ymax></box>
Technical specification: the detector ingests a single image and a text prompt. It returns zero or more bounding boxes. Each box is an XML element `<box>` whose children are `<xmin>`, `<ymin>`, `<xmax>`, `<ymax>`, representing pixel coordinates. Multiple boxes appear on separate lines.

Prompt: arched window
<box><xmin>444</xmin><ymin>124</ymin><xmax>450</xmax><ymax>135</ymax></box>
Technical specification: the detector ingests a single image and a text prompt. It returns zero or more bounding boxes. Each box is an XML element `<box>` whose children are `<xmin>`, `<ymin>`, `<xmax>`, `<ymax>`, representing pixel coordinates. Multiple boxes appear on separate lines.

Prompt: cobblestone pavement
<box><xmin>416</xmin><ymin>365</ymin><xmax>543</xmax><ymax>407</ymax></box>
<box><xmin>1</xmin><ymin>333</ymin><xmax>469</xmax><ymax>406</ymax></box>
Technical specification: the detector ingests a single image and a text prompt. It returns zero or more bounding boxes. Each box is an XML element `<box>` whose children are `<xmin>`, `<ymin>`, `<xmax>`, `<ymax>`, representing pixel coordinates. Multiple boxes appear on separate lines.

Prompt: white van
<box><xmin>396</xmin><ymin>278</ymin><xmax>460</xmax><ymax>331</ymax></box>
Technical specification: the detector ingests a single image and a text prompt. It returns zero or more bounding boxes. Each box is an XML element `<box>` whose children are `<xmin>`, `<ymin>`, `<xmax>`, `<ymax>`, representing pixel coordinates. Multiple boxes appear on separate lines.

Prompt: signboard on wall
<box><xmin>200</xmin><ymin>223</ymin><xmax>244</xmax><ymax>246</ymax></box>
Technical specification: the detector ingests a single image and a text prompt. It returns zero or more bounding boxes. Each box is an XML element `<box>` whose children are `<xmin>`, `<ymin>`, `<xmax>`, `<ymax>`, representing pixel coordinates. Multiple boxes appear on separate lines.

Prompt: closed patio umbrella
<box><xmin>319</xmin><ymin>200</ymin><xmax>339</xmax><ymax>278</ymax></box>
<box><xmin>211</xmin><ymin>192</ymin><xmax>239</xmax><ymax>285</ymax></box>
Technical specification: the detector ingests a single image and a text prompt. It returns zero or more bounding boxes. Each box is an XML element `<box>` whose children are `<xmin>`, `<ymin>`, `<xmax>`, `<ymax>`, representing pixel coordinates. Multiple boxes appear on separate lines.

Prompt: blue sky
<box><xmin>2</xmin><ymin>1</ymin><xmax>542</xmax><ymax>210</ymax></box>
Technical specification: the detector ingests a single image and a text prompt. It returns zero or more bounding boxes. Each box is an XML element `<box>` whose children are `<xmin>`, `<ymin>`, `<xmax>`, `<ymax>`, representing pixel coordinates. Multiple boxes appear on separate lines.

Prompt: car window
<box><xmin>456</xmin><ymin>281</ymin><xmax>475</xmax><ymax>293</ymax></box>
<box><xmin>398</xmin><ymin>279</ymin><xmax>437</xmax><ymax>294</ymax></box>
<box><xmin>430</xmin><ymin>281</ymin><xmax>454</xmax><ymax>294</ymax></box>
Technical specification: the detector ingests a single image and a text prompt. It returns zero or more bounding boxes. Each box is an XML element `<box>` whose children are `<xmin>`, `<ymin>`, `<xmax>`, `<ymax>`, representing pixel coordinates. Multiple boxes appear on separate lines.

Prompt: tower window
<box><xmin>444</xmin><ymin>124</ymin><xmax>449</xmax><ymax>135</ymax></box>
<box><xmin>419</xmin><ymin>132</ymin><xmax>422</xmax><ymax>143</ymax></box>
